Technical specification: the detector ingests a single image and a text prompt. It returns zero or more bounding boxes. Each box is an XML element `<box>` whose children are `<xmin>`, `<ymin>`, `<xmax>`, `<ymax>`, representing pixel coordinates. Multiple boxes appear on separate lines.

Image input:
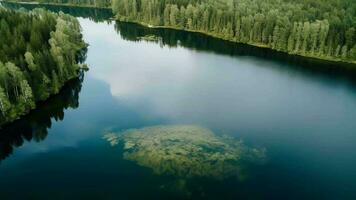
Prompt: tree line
<box><xmin>115</xmin><ymin>20</ymin><xmax>356</xmax><ymax>83</ymax></box>
<box><xmin>7</xmin><ymin>0</ymin><xmax>356</xmax><ymax>63</ymax></box>
<box><xmin>111</xmin><ymin>0</ymin><xmax>356</xmax><ymax>63</ymax></box>
<box><xmin>2</xmin><ymin>1</ymin><xmax>114</xmax><ymax>22</ymax></box>
<box><xmin>0</xmin><ymin>8</ymin><xmax>87</xmax><ymax>126</ymax></box>
<box><xmin>8</xmin><ymin>0</ymin><xmax>112</xmax><ymax>8</ymax></box>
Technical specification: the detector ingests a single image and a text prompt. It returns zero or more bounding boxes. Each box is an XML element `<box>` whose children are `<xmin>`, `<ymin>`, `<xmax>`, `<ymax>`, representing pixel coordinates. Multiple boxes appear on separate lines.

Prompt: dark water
<box><xmin>1</xmin><ymin>3</ymin><xmax>356</xmax><ymax>200</ymax></box>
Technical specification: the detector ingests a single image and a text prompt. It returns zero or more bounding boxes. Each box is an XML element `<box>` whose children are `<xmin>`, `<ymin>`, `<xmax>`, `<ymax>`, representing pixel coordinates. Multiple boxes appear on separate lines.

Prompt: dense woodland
<box><xmin>0</xmin><ymin>8</ymin><xmax>87</xmax><ymax>126</ymax></box>
<box><xmin>2</xmin><ymin>2</ymin><xmax>113</xmax><ymax>22</ymax></box>
<box><xmin>112</xmin><ymin>0</ymin><xmax>356</xmax><ymax>63</ymax></box>
<box><xmin>7</xmin><ymin>0</ymin><xmax>356</xmax><ymax>63</ymax></box>
<box><xmin>9</xmin><ymin>0</ymin><xmax>111</xmax><ymax>8</ymax></box>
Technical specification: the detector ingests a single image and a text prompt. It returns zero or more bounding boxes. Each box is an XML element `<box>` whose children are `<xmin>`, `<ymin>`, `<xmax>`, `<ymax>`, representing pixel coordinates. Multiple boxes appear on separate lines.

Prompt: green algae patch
<box><xmin>138</xmin><ymin>34</ymin><xmax>161</xmax><ymax>42</ymax></box>
<box><xmin>103</xmin><ymin>125</ymin><xmax>265</xmax><ymax>180</ymax></box>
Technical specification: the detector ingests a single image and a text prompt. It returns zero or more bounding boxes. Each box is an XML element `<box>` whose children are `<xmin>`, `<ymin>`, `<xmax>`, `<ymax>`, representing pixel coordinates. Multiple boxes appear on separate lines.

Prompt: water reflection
<box><xmin>114</xmin><ymin>21</ymin><xmax>356</xmax><ymax>86</ymax></box>
<box><xmin>0</xmin><ymin>4</ymin><xmax>356</xmax><ymax>199</ymax></box>
<box><xmin>3</xmin><ymin>1</ymin><xmax>356</xmax><ymax>84</ymax></box>
<box><xmin>81</xmin><ymin>17</ymin><xmax>356</xmax><ymax>150</ymax></box>
<box><xmin>0</xmin><ymin>74</ymin><xmax>84</xmax><ymax>163</ymax></box>
<box><xmin>104</xmin><ymin>125</ymin><xmax>265</xmax><ymax>180</ymax></box>
<box><xmin>6</xmin><ymin>1</ymin><xmax>356</xmax><ymax>88</ymax></box>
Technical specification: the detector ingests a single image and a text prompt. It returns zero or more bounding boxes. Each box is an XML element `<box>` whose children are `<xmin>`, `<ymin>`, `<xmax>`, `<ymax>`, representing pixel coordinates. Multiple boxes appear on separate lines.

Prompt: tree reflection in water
<box><xmin>0</xmin><ymin>73</ymin><xmax>84</xmax><ymax>163</ymax></box>
<box><xmin>114</xmin><ymin>21</ymin><xmax>356</xmax><ymax>88</ymax></box>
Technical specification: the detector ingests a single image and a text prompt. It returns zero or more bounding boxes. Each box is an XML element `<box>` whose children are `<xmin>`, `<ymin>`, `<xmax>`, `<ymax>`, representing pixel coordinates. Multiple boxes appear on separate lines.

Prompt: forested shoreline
<box><xmin>0</xmin><ymin>75</ymin><xmax>83</xmax><ymax>162</ymax></box>
<box><xmin>2</xmin><ymin>1</ymin><xmax>114</xmax><ymax>22</ymax></box>
<box><xmin>111</xmin><ymin>0</ymin><xmax>356</xmax><ymax>64</ymax></box>
<box><xmin>0</xmin><ymin>8</ymin><xmax>87</xmax><ymax>126</ymax></box>
<box><xmin>6</xmin><ymin>0</ymin><xmax>356</xmax><ymax>64</ymax></box>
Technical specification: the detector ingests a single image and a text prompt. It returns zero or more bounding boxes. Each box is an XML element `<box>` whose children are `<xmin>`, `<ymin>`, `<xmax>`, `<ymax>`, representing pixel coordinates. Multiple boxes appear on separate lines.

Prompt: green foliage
<box><xmin>9</xmin><ymin>0</ymin><xmax>355</xmax><ymax>62</ymax></box>
<box><xmin>8</xmin><ymin>0</ymin><xmax>111</xmax><ymax>8</ymax></box>
<box><xmin>111</xmin><ymin>0</ymin><xmax>356</xmax><ymax>63</ymax></box>
<box><xmin>2</xmin><ymin>2</ymin><xmax>114</xmax><ymax>23</ymax></box>
<box><xmin>0</xmin><ymin>8</ymin><xmax>87</xmax><ymax>126</ymax></box>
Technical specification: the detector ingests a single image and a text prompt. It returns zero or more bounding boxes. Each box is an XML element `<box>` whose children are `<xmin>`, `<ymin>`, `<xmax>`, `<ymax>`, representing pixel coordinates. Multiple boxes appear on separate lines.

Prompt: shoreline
<box><xmin>2</xmin><ymin>1</ymin><xmax>355</xmax><ymax>67</ymax></box>
<box><xmin>118</xmin><ymin>18</ymin><xmax>356</xmax><ymax>66</ymax></box>
<box><xmin>0</xmin><ymin>71</ymin><xmax>84</xmax><ymax>128</ymax></box>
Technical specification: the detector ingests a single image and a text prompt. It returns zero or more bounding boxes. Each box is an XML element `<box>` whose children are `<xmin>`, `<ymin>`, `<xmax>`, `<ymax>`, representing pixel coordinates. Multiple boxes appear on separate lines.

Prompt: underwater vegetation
<box><xmin>103</xmin><ymin>125</ymin><xmax>265</xmax><ymax>180</ymax></box>
<box><xmin>138</xmin><ymin>34</ymin><xmax>162</xmax><ymax>42</ymax></box>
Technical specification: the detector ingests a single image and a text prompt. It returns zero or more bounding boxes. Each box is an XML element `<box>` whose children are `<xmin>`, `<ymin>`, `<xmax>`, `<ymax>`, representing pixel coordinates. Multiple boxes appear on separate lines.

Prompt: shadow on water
<box><xmin>0</xmin><ymin>74</ymin><xmax>84</xmax><ymax>164</ymax></box>
<box><xmin>114</xmin><ymin>21</ymin><xmax>356</xmax><ymax>86</ymax></box>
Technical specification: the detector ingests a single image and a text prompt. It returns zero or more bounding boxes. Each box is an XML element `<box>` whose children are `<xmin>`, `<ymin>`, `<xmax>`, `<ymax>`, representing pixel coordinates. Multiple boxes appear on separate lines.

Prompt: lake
<box><xmin>1</xmin><ymin>3</ymin><xmax>356</xmax><ymax>200</ymax></box>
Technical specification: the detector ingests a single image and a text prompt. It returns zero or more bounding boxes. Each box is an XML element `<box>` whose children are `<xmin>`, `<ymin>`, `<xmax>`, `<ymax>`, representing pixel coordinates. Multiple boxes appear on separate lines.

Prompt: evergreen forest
<box><xmin>0</xmin><ymin>8</ymin><xmax>87</xmax><ymax>126</ymax></box>
<box><xmin>9</xmin><ymin>0</ymin><xmax>111</xmax><ymax>8</ymax></box>
<box><xmin>111</xmin><ymin>0</ymin><xmax>356</xmax><ymax>63</ymax></box>
<box><xmin>7</xmin><ymin>0</ymin><xmax>356</xmax><ymax>62</ymax></box>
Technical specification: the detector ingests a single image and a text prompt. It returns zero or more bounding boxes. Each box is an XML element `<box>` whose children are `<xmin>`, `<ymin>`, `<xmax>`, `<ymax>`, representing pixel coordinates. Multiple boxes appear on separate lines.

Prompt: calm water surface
<box><xmin>1</xmin><ymin>4</ymin><xmax>356</xmax><ymax>200</ymax></box>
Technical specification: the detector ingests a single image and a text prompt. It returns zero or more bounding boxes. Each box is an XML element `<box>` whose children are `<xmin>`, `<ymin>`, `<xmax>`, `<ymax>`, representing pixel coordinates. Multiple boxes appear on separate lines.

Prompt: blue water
<box><xmin>1</xmin><ymin>4</ymin><xmax>356</xmax><ymax>199</ymax></box>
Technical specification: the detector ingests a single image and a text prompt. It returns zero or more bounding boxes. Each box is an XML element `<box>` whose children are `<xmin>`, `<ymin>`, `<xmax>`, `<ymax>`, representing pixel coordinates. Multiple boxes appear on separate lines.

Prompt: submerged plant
<box><xmin>138</xmin><ymin>34</ymin><xmax>161</xmax><ymax>42</ymax></box>
<box><xmin>103</xmin><ymin>125</ymin><xmax>265</xmax><ymax>180</ymax></box>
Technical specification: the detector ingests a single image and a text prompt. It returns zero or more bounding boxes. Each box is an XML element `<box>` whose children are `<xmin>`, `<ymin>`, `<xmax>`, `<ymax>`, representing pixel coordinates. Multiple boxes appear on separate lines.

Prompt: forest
<box><xmin>6</xmin><ymin>0</ymin><xmax>356</xmax><ymax>63</ymax></box>
<box><xmin>2</xmin><ymin>2</ymin><xmax>113</xmax><ymax>22</ymax></box>
<box><xmin>8</xmin><ymin>0</ymin><xmax>111</xmax><ymax>8</ymax></box>
<box><xmin>111</xmin><ymin>0</ymin><xmax>356</xmax><ymax>63</ymax></box>
<box><xmin>0</xmin><ymin>8</ymin><xmax>87</xmax><ymax>126</ymax></box>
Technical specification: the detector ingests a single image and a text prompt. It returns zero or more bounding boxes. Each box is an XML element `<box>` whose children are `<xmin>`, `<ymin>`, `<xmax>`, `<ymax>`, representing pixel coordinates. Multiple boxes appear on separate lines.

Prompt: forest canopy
<box><xmin>111</xmin><ymin>0</ymin><xmax>356</xmax><ymax>63</ymax></box>
<box><xmin>0</xmin><ymin>8</ymin><xmax>87</xmax><ymax>126</ymax></box>
<box><xmin>8</xmin><ymin>0</ymin><xmax>112</xmax><ymax>8</ymax></box>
